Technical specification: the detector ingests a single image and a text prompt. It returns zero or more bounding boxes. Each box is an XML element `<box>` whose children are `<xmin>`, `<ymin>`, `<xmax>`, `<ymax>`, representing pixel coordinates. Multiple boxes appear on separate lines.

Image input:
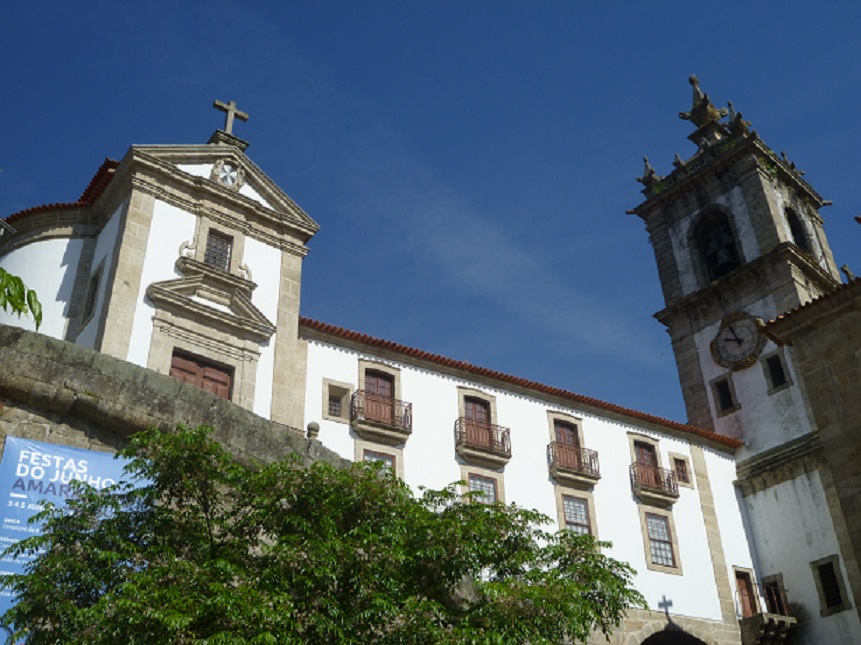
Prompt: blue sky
<box><xmin>4</xmin><ymin>3</ymin><xmax>861</xmax><ymax>423</ymax></box>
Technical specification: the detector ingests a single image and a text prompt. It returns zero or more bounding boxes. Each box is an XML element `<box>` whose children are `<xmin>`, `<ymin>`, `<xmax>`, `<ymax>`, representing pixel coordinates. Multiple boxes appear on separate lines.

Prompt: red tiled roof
<box><xmin>5</xmin><ymin>158</ymin><xmax>119</xmax><ymax>224</ymax></box>
<box><xmin>299</xmin><ymin>317</ymin><xmax>743</xmax><ymax>449</ymax></box>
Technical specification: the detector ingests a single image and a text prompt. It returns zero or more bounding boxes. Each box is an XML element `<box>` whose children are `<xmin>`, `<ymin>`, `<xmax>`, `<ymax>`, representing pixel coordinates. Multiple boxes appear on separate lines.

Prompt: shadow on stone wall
<box><xmin>0</xmin><ymin>324</ymin><xmax>346</xmax><ymax>468</ymax></box>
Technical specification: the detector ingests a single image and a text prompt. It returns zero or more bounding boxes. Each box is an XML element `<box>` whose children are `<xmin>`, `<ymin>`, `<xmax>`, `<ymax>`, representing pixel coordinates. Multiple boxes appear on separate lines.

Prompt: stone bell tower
<box><xmin>628</xmin><ymin>76</ymin><xmax>841</xmax><ymax>455</ymax></box>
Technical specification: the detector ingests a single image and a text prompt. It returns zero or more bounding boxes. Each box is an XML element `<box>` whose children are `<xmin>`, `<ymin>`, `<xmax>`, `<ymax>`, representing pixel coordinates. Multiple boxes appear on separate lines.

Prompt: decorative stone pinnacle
<box><xmin>679</xmin><ymin>75</ymin><xmax>727</xmax><ymax>127</ymax></box>
<box><xmin>636</xmin><ymin>156</ymin><xmax>663</xmax><ymax>188</ymax></box>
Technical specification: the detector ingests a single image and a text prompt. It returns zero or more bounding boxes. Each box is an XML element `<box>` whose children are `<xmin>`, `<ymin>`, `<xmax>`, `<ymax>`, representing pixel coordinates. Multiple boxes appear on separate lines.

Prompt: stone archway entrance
<box><xmin>641</xmin><ymin>631</ymin><xmax>708</xmax><ymax>645</ymax></box>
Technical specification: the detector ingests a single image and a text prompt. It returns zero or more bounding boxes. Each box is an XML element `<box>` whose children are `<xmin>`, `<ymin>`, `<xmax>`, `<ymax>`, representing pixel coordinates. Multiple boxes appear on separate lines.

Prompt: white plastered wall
<box><xmin>304</xmin><ymin>339</ymin><xmax>758</xmax><ymax>622</ymax></box>
<box><xmin>245</xmin><ymin>236</ymin><xmax>281</xmax><ymax>419</ymax></box>
<box><xmin>0</xmin><ymin>237</ymin><xmax>83</xmax><ymax>339</ymax></box>
<box><xmin>744</xmin><ymin>472</ymin><xmax>861</xmax><ymax>643</ymax></box>
<box><xmin>126</xmin><ymin>199</ymin><xmax>197</xmax><ymax>367</ymax></box>
<box><xmin>693</xmin><ymin>294</ymin><xmax>813</xmax><ymax>457</ymax></box>
<box><xmin>76</xmin><ymin>202</ymin><xmax>124</xmax><ymax>348</ymax></box>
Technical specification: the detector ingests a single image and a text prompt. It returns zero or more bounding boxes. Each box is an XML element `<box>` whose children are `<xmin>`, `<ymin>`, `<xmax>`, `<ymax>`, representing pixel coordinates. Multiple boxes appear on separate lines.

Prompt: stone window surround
<box><xmin>322</xmin><ymin>378</ymin><xmax>353</xmax><ymax>424</ymax></box>
<box><xmin>147</xmin><ymin>312</ymin><xmax>259</xmax><ymax>410</ymax></box>
<box><xmin>760</xmin><ymin>348</ymin><xmax>793</xmax><ymax>395</ymax></box>
<box><xmin>710</xmin><ymin>373</ymin><xmax>741</xmax><ymax>417</ymax></box>
<box><xmin>638</xmin><ymin>505</ymin><xmax>683</xmax><ymax>576</ymax></box>
<box><xmin>627</xmin><ymin>432</ymin><xmax>665</xmax><ymax>469</ymax></box>
<box><xmin>358</xmin><ymin>359</ymin><xmax>402</xmax><ymax>399</ymax></box>
<box><xmin>355</xmin><ymin>440</ymin><xmax>404</xmax><ymax>480</ymax></box>
<box><xmin>732</xmin><ymin>565</ymin><xmax>760</xmax><ymax>617</ymax></box>
<box><xmin>668</xmin><ymin>452</ymin><xmax>694</xmax><ymax>489</ymax></box>
<box><xmin>457</xmin><ymin>386</ymin><xmax>498</xmax><ymax>424</ymax></box>
<box><xmin>555</xmin><ymin>486</ymin><xmax>597</xmax><ymax>538</ymax></box>
<box><xmin>460</xmin><ymin>463</ymin><xmax>505</xmax><ymax>504</ymax></box>
<box><xmin>546</xmin><ymin>410</ymin><xmax>585</xmax><ymax>446</ymax></box>
<box><xmin>760</xmin><ymin>572</ymin><xmax>789</xmax><ymax>614</ymax></box>
<box><xmin>193</xmin><ymin>217</ymin><xmax>246</xmax><ymax>275</ymax></box>
<box><xmin>810</xmin><ymin>554</ymin><xmax>853</xmax><ymax>617</ymax></box>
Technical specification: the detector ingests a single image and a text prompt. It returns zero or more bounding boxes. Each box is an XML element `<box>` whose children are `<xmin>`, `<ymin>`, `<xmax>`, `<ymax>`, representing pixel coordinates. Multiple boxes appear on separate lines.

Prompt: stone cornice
<box><xmin>655</xmin><ymin>243</ymin><xmax>840</xmax><ymax>329</ymax></box>
<box><xmin>735</xmin><ymin>433</ymin><xmax>822</xmax><ymax>496</ymax></box>
<box><xmin>300</xmin><ymin>319</ymin><xmax>741</xmax><ymax>453</ymax></box>
<box><xmin>631</xmin><ymin>132</ymin><xmax>826</xmax><ymax>218</ymax></box>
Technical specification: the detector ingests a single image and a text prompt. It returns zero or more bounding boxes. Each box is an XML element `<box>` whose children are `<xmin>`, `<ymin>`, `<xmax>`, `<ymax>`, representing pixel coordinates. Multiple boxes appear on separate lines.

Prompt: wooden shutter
<box><xmin>170</xmin><ymin>352</ymin><xmax>232</xmax><ymax>400</ymax></box>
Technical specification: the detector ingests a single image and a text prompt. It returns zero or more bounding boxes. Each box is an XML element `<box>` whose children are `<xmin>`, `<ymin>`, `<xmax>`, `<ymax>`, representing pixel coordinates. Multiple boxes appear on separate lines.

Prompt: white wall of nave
<box><xmin>303</xmin><ymin>340</ymin><xmax>761</xmax><ymax>622</ymax></box>
<box><xmin>0</xmin><ymin>237</ymin><xmax>83</xmax><ymax>339</ymax></box>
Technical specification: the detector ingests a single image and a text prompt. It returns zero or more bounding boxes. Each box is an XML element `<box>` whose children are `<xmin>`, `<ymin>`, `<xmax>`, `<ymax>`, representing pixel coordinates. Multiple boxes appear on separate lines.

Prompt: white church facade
<box><xmin>2</xmin><ymin>87</ymin><xmax>860</xmax><ymax>644</ymax></box>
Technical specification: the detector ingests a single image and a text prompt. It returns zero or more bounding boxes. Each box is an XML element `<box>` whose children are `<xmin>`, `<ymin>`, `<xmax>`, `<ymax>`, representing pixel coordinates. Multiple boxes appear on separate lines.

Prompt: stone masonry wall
<box><xmin>0</xmin><ymin>323</ymin><xmax>346</xmax><ymax>469</ymax></box>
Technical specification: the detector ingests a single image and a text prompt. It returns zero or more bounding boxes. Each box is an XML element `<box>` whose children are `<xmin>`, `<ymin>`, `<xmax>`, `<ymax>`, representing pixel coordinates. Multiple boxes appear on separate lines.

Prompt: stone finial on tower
<box><xmin>636</xmin><ymin>156</ymin><xmax>663</xmax><ymax>188</ymax></box>
<box><xmin>679</xmin><ymin>75</ymin><xmax>727</xmax><ymax>127</ymax></box>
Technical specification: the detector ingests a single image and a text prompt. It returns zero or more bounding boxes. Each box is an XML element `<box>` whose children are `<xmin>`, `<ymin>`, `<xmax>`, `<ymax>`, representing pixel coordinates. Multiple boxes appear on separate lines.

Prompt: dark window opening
<box><xmin>763</xmin><ymin>577</ymin><xmax>788</xmax><ymax>615</ymax></box>
<box><xmin>204</xmin><ymin>230</ymin><xmax>233</xmax><ymax>271</ymax></box>
<box><xmin>818</xmin><ymin>561</ymin><xmax>844</xmax><ymax>609</ymax></box>
<box><xmin>714</xmin><ymin>377</ymin><xmax>736</xmax><ymax>412</ymax></box>
<box><xmin>82</xmin><ymin>267</ymin><xmax>102</xmax><ymax>323</ymax></box>
<box><xmin>766</xmin><ymin>355</ymin><xmax>787</xmax><ymax>389</ymax></box>
<box><xmin>695</xmin><ymin>213</ymin><xmax>741</xmax><ymax>282</ymax></box>
<box><xmin>787</xmin><ymin>209</ymin><xmax>814</xmax><ymax>256</ymax></box>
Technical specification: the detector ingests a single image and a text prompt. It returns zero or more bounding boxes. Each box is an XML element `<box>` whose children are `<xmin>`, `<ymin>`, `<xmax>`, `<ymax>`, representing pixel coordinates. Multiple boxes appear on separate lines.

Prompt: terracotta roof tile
<box><xmin>5</xmin><ymin>158</ymin><xmax>119</xmax><ymax>224</ymax></box>
<box><xmin>299</xmin><ymin>316</ymin><xmax>742</xmax><ymax>449</ymax></box>
<box><xmin>767</xmin><ymin>278</ymin><xmax>860</xmax><ymax>326</ymax></box>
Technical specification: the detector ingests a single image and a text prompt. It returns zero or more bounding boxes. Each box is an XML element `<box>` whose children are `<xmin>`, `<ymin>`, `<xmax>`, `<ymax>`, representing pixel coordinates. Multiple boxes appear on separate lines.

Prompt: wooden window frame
<box><xmin>669</xmin><ymin>452</ymin><xmax>694</xmax><ymax>489</ymax></box>
<box><xmin>561</xmin><ymin>493</ymin><xmax>593</xmax><ymax>536</ymax></box>
<box><xmin>467</xmin><ymin>472</ymin><xmax>498</xmax><ymax>504</ymax></box>
<box><xmin>734</xmin><ymin>566</ymin><xmax>759</xmax><ymax>618</ymax></box>
<box><xmin>169</xmin><ymin>349</ymin><xmax>233</xmax><ymax>401</ymax></box>
<box><xmin>638</xmin><ymin>506</ymin><xmax>682</xmax><ymax>575</ymax></box>
<box><xmin>322</xmin><ymin>378</ymin><xmax>352</xmax><ymax>424</ymax></box>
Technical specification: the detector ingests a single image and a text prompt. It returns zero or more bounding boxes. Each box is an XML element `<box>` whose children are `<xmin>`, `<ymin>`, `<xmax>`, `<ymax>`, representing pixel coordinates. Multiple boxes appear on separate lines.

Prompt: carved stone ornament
<box><xmin>636</xmin><ymin>156</ymin><xmax>663</xmax><ymax>187</ymax></box>
<box><xmin>679</xmin><ymin>75</ymin><xmax>728</xmax><ymax>127</ymax></box>
<box><xmin>210</xmin><ymin>158</ymin><xmax>246</xmax><ymax>191</ymax></box>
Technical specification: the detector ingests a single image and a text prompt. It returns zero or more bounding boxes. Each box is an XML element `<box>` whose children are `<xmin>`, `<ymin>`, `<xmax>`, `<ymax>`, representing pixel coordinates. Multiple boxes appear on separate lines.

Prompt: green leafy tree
<box><xmin>2</xmin><ymin>426</ymin><xmax>644</xmax><ymax>644</ymax></box>
<box><xmin>0</xmin><ymin>267</ymin><xmax>41</xmax><ymax>329</ymax></box>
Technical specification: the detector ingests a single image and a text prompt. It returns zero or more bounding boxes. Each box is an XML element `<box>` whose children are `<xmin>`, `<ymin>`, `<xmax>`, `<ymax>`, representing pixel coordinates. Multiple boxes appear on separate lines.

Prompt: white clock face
<box><xmin>711</xmin><ymin>314</ymin><xmax>764</xmax><ymax>369</ymax></box>
<box><xmin>219</xmin><ymin>163</ymin><xmax>238</xmax><ymax>187</ymax></box>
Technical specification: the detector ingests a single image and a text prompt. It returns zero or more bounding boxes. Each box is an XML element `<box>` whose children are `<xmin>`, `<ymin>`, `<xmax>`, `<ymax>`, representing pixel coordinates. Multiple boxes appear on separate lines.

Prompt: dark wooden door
<box><xmin>170</xmin><ymin>352</ymin><xmax>232</xmax><ymax>400</ymax></box>
<box><xmin>464</xmin><ymin>397</ymin><xmax>492</xmax><ymax>448</ymax></box>
<box><xmin>735</xmin><ymin>571</ymin><xmax>757</xmax><ymax>618</ymax></box>
<box><xmin>634</xmin><ymin>441</ymin><xmax>660</xmax><ymax>488</ymax></box>
<box><xmin>555</xmin><ymin>421</ymin><xmax>581</xmax><ymax>469</ymax></box>
<box><xmin>365</xmin><ymin>371</ymin><xmax>394</xmax><ymax>424</ymax></box>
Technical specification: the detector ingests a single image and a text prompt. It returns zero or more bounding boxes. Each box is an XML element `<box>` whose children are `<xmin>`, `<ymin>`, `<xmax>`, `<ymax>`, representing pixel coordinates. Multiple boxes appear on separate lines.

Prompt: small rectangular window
<box><xmin>673</xmin><ymin>457</ymin><xmax>690</xmax><ymax>484</ymax></box>
<box><xmin>811</xmin><ymin>555</ymin><xmax>851</xmax><ymax>616</ymax></box>
<box><xmin>762</xmin><ymin>574</ymin><xmax>789</xmax><ymax>616</ymax></box>
<box><xmin>363</xmin><ymin>449</ymin><xmax>395</xmax><ymax>471</ymax></box>
<box><xmin>328</xmin><ymin>394</ymin><xmax>342</xmax><ymax>417</ymax></box>
<box><xmin>646</xmin><ymin>513</ymin><xmax>676</xmax><ymax>568</ymax></box>
<box><xmin>562</xmin><ymin>495</ymin><xmax>591</xmax><ymax>535</ymax></box>
<box><xmin>204</xmin><ymin>230</ymin><xmax>233</xmax><ymax>271</ymax></box>
<box><xmin>322</xmin><ymin>379</ymin><xmax>351</xmax><ymax>423</ymax></box>
<box><xmin>762</xmin><ymin>350</ymin><xmax>792</xmax><ymax>394</ymax></box>
<box><xmin>82</xmin><ymin>265</ymin><xmax>103</xmax><ymax>325</ymax></box>
<box><xmin>711</xmin><ymin>374</ymin><xmax>739</xmax><ymax>415</ymax></box>
<box><xmin>468</xmin><ymin>473</ymin><xmax>498</xmax><ymax>504</ymax></box>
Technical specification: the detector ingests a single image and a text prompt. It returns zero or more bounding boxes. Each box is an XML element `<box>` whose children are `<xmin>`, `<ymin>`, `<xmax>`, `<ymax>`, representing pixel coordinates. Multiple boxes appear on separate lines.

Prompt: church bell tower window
<box><xmin>694</xmin><ymin>212</ymin><xmax>741</xmax><ymax>283</ymax></box>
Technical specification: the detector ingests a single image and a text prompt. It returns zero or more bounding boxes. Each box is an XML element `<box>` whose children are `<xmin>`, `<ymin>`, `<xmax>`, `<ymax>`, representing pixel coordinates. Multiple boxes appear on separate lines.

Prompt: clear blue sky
<box><xmin>4</xmin><ymin>3</ymin><xmax>860</xmax><ymax>423</ymax></box>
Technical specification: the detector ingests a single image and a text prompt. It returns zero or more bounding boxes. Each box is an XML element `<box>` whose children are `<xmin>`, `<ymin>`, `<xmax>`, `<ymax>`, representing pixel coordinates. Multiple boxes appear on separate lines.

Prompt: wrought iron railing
<box><xmin>548</xmin><ymin>442</ymin><xmax>600</xmax><ymax>478</ymax></box>
<box><xmin>351</xmin><ymin>390</ymin><xmax>412</xmax><ymax>433</ymax></box>
<box><xmin>454</xmin><ymin>418</ymin><xmax>511</xmax><ymax>458</ymax></box>
<box><xmin>736</xmin><ymin>583</ymin><xmax>792</xmax><ymax>618</ymax></box>
<box><xmin>629</xmin><ymin>463</ymin><xmax>679</xmax><ymax>497</ymax></box>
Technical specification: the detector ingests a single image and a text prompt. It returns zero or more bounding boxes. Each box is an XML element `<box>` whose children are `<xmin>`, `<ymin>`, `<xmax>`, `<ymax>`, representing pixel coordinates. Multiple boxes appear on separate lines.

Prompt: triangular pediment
<box><xmin>145</xmin><ymin>257</ymin><xmax>276</xmax><ymax>343</ymax></box>
<box><xmin>128</xmin><ymin>144</ymin><xmax>319</xmax><ymax>236</ymax></box>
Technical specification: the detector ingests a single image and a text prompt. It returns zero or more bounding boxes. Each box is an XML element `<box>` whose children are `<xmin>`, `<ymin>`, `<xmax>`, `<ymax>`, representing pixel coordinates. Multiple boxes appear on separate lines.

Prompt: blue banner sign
<box><xmin>0</xmin><ymin>437</ymin><xmax>132</xmax><ymax>620</ymax></box>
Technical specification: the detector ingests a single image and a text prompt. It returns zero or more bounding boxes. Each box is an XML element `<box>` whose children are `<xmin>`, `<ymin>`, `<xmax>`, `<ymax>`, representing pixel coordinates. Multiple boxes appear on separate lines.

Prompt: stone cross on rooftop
<box><xmin>213</xmin><ymin>99</ymin><xmax>248</xmax><ymax>135</ymax></box>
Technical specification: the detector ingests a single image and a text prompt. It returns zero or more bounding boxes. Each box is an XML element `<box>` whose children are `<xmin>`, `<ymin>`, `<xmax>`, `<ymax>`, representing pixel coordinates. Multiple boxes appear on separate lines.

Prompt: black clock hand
<box><xmin>727</xmin><ymin>325</ymin><xmax>743</xmax><ymax>344</ymax></box>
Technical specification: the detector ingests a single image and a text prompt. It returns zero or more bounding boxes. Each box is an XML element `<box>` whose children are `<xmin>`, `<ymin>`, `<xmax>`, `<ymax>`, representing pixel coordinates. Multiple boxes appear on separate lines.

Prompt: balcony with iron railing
<box><xmin>629</xmin><ymin>462</ymin><xmax>679</xmax><ymax>506</ymax></box>
<box><xmin>736</xmin><ymin>584</ymin><xmax>796</xmax><ymax>644</ymax></box>
<box><xmin>548</xmin><ymin>442</ymin><xmax>600</xmax><ymax>488</ymax></box>
<box><xmin>454</xmin><ymin>417</ymin><xmax>511</xmax><ymax>468</ymax></box>
<box><xmin>350</xmin><ymin>390</ymin><xmax>413</xmax><ymax>445</ymax></box>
